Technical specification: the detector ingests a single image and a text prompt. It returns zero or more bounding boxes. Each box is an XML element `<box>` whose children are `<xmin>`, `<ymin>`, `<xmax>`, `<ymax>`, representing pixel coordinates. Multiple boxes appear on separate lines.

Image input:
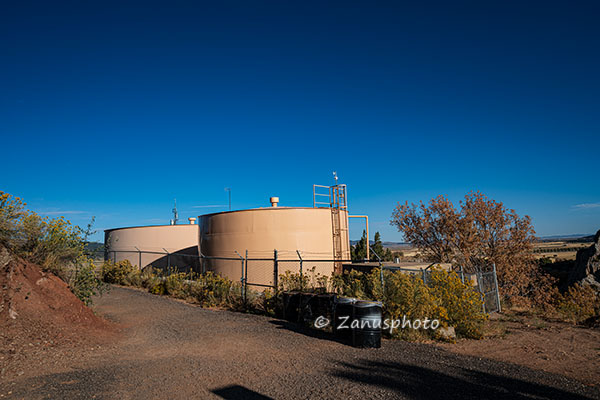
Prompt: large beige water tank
<box><xmin>199</xmin><ymin>207</ymin><xmax>350</xmax><ymax>287</ymax></box>
<box><xmin>104</xmin><ymin>224</ymin><xmax>199</xmax><ymax>271</ymax></box>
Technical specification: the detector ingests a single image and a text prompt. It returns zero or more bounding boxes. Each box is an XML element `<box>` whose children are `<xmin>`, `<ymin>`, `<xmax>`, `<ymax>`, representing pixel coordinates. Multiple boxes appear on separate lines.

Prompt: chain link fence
<box><xmin>106</xmin><ymin>246</ymin><xmax>501</xmax><ymax>313</ymax></box>
<box><xmin>377</xmin><ymin>262</ymin><xmax>501</xmax><ymax>313</ymax></box>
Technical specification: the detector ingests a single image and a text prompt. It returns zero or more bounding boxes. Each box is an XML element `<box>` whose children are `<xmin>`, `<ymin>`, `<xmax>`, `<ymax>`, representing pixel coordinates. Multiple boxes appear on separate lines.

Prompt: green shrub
<box><xmin>164</xmin><ymin>272</ymin><xmax>188</xmax><ymax>298</ymax></box>
<box><xmin>69</xmin><ymin>261</ymin><xmax>108</xmax><ymax>306</ymax></box>
<box><xmin>101</xmin><ymin>260</ymin><xmax>137</xmax><ymax>285</ymax></box>
<box><xmin>278</xmin><ymin>269</ymin><xmax>310</xmax><ymax>292</ymax></box>
<box><xmin>427</xmin><ymin>268</ymin><xmax>487</xmax><ymax>338</ymax></box>
<box><xmin>382</xmin><ymin>271</ymin><xmax>447</xmax><ymax>340</ymax></box>
<box><xmin>187</xmin><ymin>272</ymin><xmax>233</xmax><ymax>307</ymax></box>
<box><xmin>295</xmin><ymin>267</ymin><xmax>487</xmax><ymax>340</ymax></box>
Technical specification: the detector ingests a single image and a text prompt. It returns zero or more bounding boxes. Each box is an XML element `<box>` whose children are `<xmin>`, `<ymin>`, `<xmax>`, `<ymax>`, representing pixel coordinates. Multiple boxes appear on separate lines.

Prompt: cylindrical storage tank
<box><xmin>352</xmin><ymin>300</ymin><xmax>383</xmax><ymax>349</ymax></box>
<box><xmin>104</xmin><ymin>225</ymin><xmax>200</xmax><ymax>272</ymax></box>
<box><xmin>199</xmin><ymin>207</ymin><xmax>350</xmax><ymax>287</ymax></box>
<box><xmin>333</xmin><ymin>297</ymin><xmax>356</xmax><ymax>342</ymax></box>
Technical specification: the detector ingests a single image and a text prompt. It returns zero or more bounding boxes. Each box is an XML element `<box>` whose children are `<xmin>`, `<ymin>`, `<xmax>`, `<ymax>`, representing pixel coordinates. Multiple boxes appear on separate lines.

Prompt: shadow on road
<box><xmin>212</xmin><ymin>385</ymin><xmax>273</xmax><ymax>400</ymax></box>
<box><xmin>268</xmin><ymin>319</ymin><xmax>351</xmax><ymax>346</ymax></box>
<box><xmin>330</xmin><ymin>358</ymin><xmax>598</xmax><ymax>400</ymax></box>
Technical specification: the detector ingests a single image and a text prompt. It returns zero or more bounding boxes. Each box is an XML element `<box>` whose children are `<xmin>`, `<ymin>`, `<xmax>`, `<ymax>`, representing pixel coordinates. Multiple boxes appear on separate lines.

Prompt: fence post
<box><xmin>492</xmin><ymin>263</ymin><xmax>502</xmax><ymax>313</ymax></box>
<box><xmin>460</xmin><ymin>265</ymin><xmax>465</xmax><ymax>284</ymax></box>
<box><xmin>273</xmin><ymin>249</ymin><xmax>278</xmax><ymax>291</ymax></box>
<box><xmin>477</xmin><ymin>271</ymin><xmax>486</xmax><ymax>313</ymax></box>
<box><xmin>379</xmin><ymin>264</ymin><xmax>385</xmax><ymax>296</ymax></box>
<box><xmin>135</xmin><ymin>246</ymin><xmax>142</xmax><ymax>270</ymax></box>
<box><xmin>235</xmin><ymin>251</ymin><xmax>245</xmax><ymax>304</ymax></box>
<box><xmin>296</xmin><ymin>250</ymin><xmax>303</xmax><ymax>291</ymax></box>
<box><xmin>244</xmin><ymin>250</ymin><xmax>248</xmax><ymax>303</ymax></box>
<box><xmin>369</xmin><ymin>245</ymin><xmax>384</xmax><ymax>292</ymax></box>
<box><xmin>296</xmin><ymin>250</ymin><xmax>303</xmax><ymax>278</ymax></box>
<box><xmin>163</xmin><ymin>248</ymin><xmax>170</xmax><ymax>269</ymax></box>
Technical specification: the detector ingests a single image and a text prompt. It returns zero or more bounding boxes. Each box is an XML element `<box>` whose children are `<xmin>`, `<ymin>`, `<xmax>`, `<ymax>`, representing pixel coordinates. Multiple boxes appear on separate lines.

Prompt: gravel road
<box><xmin>2</xmin><ymin>286</ymin><xmax>599</xmax><ymax>399</ymax></box>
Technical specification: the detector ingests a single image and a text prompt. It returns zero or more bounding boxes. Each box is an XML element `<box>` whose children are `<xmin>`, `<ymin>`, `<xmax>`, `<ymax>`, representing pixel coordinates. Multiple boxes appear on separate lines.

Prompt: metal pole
<box><xmin>225</xmin><ymin>188</ymin><xmax>231</xmax><ymax>211</ymax></box>
<box><xmin>296</xmin><ymin>250</ymin><xmax>303</xmax><ymax>279</ymax></box>
<box><xmin>244</xmin><ymin>250</ymin><xmax>248</xmax><ymax>303</ymax></box>
<box><xmin>273</xmin><ymin>249</ymin><xmax>278</xmax><ymax>291</ymax></box>
<box><xmin>163</xmin><ymin>248</ymin><xmax>170</xmax><ymax>269</ymax></box>
<box><xmin>477</xmin><ymin>271</ymin><xmax>486</xmax><ymax>313</ymax></box>
<box><xmin>235</xmin><ymin>251</ymin><xmax>244</xmax><ymax>302</ymax></box>
<box><xmin>200</xmin><ymin>251</ymin><xmax>206</xmax><ymax>274</ymax></box>
<box><xmin>492</xmin><ymin>263</ymin><xmax>502</xmax><ymax>313</ymax></box>
<box><xmin>380</xmin><ymin>262</ymin><xmax>384</xmax><ymax>293</ymax></box>
<box><xmin>135</xmin><ymin>246</ymin><xmax>141</xmax><ymax>270</ymax></box>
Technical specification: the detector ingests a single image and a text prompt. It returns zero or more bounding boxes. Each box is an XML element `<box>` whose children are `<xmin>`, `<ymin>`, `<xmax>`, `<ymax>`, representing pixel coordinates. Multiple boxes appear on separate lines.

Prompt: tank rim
<box><xmin>198</xmin><ymin>206</ymin><xmax>334</xmax><ymax>219</ymax></box>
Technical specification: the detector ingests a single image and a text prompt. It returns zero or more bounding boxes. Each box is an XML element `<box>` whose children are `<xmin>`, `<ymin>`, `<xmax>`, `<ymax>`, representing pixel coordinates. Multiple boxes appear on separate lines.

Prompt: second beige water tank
<box><xmin>199</xmin><ymin>207</ymin><xmax>350</xmax><ymax>287</ymax></box>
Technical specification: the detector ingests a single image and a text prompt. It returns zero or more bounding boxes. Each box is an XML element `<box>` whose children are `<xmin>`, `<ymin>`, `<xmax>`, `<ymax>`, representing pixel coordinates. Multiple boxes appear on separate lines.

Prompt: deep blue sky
<box><xmin>1</xmin><ymin>1</ymin><xmax>599</xmax><ymax>242</ymax></box>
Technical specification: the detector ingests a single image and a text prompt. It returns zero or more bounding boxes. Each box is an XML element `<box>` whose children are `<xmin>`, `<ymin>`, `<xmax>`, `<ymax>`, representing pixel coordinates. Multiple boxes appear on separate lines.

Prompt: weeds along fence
<box><xmin>106</xmin><ymin>247</ymin><xmax>501</xmax><ymax>313</ymax></box>
<box><xmin>379</xmin><ymin>264</ymin><xmax>501</xmax><ymax>313</ymax></box>
<box><xmin>366</xmin><ymin>247</ymin><xmax>501</xmax><ymax>314</ymax></box>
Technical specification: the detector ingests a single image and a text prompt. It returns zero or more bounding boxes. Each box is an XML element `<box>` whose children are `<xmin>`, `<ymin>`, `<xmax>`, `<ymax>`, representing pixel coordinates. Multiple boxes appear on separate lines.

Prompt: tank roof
<box><xmin>104</xmin><ymin>224</ymin><xmax>198</xmax><ymax>233</ymax></box>
<box><xmin>198</xmin><ymin>206</ymin><xmax>332</xmax><ymax>218</ymax></box>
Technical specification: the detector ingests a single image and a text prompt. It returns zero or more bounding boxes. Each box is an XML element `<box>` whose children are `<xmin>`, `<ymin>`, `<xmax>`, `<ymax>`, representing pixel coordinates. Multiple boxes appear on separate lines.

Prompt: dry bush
<box><xmin>1</xmin><ymin>191</ymin><xmax>104</xmax><ymax>305</ymax></box>
<box><xmin>427</xmin><ymin>268</ymin><xmax>487</xmax><ymax>338</ymax></box>
<box><xmin>391</xmin><ymin>192</ymin><xmax>555</xmax><ymax>307</ymax></box>
<box><xmin>101</xmin><ymin>260</ymin><xmax>137</xmax><ymax>285</ymax></box>
<box><xmin>555</xmin><ymin>284</ymin><xmax>599</xmax><ymax>324</ymax></box>
<box><xmin>278</xmin><ymin>266</ymin><xmax>328</xmax><ymax>292</ymax></box>
<box><xmin>292</xmin><ymin>267</ymin><xmax>486</xmax><ymax>340</ymax></box>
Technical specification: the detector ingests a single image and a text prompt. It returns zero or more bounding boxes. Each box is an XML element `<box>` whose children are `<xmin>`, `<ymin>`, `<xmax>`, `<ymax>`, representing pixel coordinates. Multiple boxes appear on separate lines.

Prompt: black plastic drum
<box><xmin>299</xmin><ymin>293</ymin><xmax>318</xmax><ymax>324</ymax></box>
<box><xmin>282</xmin><ymin>291</ymin><xmax>301</xmax><ymax>323</ymax></box>
<box><xmin>333</xmin><ymin>297</ymin><xmax>355</xmax><ymax>342</ymax></box>
<box><xmin>352</xmin><ymin>300</ymin><xmax>382</xmax><ymax>348</ymax></box>
<box><xmin>315</xmin><ymin>293</ymin><xmax>337</xmax><ymax>321</ymax></box>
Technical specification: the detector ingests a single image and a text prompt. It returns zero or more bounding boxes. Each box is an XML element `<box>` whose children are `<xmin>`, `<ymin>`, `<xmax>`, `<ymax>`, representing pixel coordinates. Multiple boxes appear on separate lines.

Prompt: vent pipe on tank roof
<box><xmin>188</xmin><ymin>217</ymin><xmax>196</xmax><ymax>225</ymax></box>
<box><xmin>270</xmin><ymin>197</ymin><xmax>279</xmax><ymax>207</ymax></box>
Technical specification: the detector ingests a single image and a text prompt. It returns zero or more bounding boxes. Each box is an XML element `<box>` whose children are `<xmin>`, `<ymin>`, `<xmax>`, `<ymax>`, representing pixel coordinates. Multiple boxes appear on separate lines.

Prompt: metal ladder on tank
<box><xmin>313</xmin><ymin>184</ymin><xmax>349</xmax><ymax>273</ymax></box>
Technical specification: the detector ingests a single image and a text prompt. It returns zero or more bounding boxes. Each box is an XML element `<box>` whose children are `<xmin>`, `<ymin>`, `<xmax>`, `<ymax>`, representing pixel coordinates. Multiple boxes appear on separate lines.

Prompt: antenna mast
<box><xmin>171</xmin><ymin>199</ymin><xmax>179</xmax><ymax>225</ymax></box>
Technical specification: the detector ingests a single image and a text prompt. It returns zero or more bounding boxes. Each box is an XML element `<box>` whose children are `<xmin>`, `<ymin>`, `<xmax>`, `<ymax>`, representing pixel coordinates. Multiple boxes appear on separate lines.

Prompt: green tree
<box><xmin>352</xmin><ymin>230</ymin><xmax>368</xmax><ymax>261</ymax></box>
<box><xmin>370</xmin><ymin>232</ymin><xmax>395</xmax><ymax>261</ymax></box>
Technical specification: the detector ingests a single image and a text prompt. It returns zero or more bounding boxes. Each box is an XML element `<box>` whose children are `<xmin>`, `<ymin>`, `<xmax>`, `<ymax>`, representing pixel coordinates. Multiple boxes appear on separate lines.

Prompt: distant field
<box><xmin>533</xmin><ymin>241</ymin><xmax>591</xmax><ymax>261</ymax></box>
<box><xmin>381</xmin><ymin>241</ymin><xmax>592</xmax><ymax>262</ymax></box>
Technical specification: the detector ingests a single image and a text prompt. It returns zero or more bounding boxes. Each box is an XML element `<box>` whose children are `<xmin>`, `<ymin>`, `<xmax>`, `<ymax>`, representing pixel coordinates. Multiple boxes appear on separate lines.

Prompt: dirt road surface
<box><xmin>2</xmin><ymin>286</ymin><xmax>599</xmax><ymax>399</ymax></box>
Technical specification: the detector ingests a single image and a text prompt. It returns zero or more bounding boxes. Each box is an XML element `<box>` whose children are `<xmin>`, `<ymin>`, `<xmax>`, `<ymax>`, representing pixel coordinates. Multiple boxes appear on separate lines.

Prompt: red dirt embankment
<box><xmin>0</xmin><ymin>247</ymin><xmax>116</xmax><ymax>377</ymax></box>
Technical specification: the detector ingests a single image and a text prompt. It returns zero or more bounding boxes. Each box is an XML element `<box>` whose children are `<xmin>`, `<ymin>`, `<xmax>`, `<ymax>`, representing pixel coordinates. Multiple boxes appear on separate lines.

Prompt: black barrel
<box><xmin>333</xmin><ymin>297</ymin><xmax>355</xmax><ymax>342</ymax></box>
<box><xmin>282</xmin><ymin>291</ymin><xmax>301</xmax><ymax>323</ymax></box>
<box><xmin>315</xmin><ymin>293</ymin><xmax>337</xmax><ymax>322</ymax></box>
<box><xmin>299</xmin><ymin>293</ymin><xmax>318</xmax><ymax>325</ymax></box>
<box><xmin>352</xmin><ymin>301</ymin><xmax>382</xmax><ymax>348</ymax></box>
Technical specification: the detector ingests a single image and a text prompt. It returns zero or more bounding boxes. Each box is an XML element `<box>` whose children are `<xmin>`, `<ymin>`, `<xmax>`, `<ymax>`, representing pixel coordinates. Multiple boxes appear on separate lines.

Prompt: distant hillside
<box><xmin>349</xmin><ymin>240</ymin><xmax>412</xmax><ymax>249</ymax></box>
<box><xmin>538</xmin><ymin>234</ymin><xmax>595</xmax><ymax>243</ymax></box>
<box><xmin>85</xmin><ymin>242</ymin><xmax>104</xmax><ymax>259</ymax></box>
